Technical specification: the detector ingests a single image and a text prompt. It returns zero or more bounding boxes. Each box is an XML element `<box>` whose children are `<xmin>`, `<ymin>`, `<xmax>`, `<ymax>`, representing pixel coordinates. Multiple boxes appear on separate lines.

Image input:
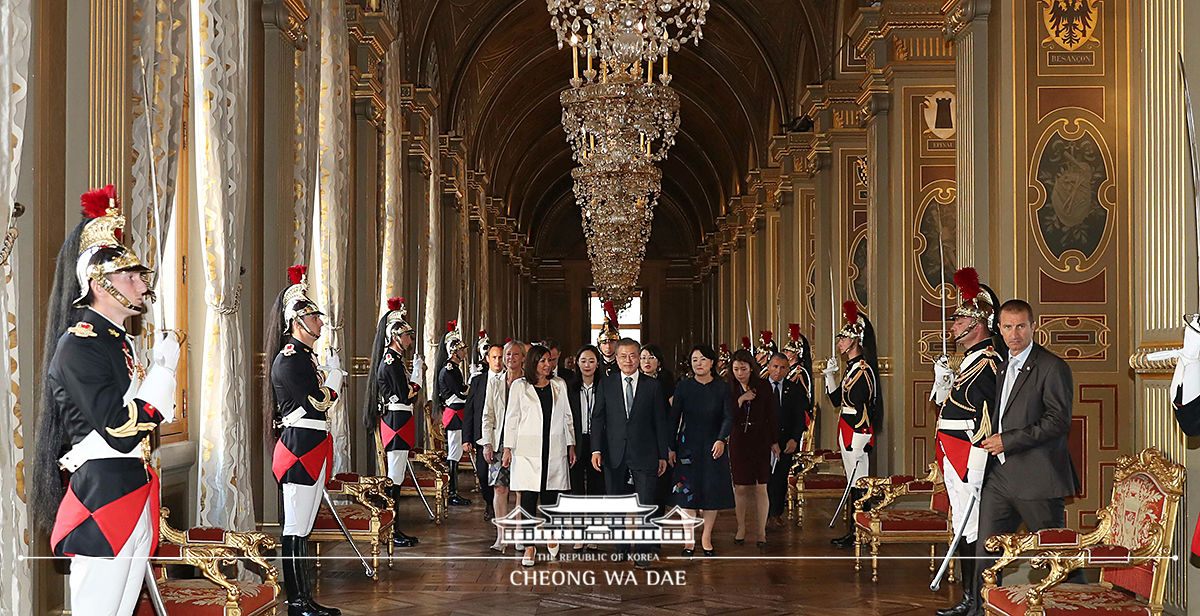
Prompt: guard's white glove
<box><xmin>152</xmin><ymin>332</ymin><xmax>182</xmax><ymax>374</ymax></box>
<box><xmin>320</xmin><ymin>352</ymin><xmax>345</xmax><ymax>393</ymax></box>
<box><xmin>930</xmin><ymin>355</ymin><xmax>953</xmax><ymax>405</ymax></box>
<box><xmin>823</xmin><ymin>357</ymin><xmax>840</xmax><ymax>393</ymax></box>
<box><xmin>469</xmin><ymin>362</ymin><xmax>483</xmax><ymax>379</ymax></box>
<box><xmin>1171</xmin><ymin>317</ymin><xmax>1200</xmax><ymax>405</ymax></box>
<box><xmin>410</xmin><ymin>355</ymin><xmax>425</xmax><ymax>384</ymax></box>
<box><xmin>136</xmin><ymin>365</ymin><xmax>177</xmax><ymax>423</ymax></box>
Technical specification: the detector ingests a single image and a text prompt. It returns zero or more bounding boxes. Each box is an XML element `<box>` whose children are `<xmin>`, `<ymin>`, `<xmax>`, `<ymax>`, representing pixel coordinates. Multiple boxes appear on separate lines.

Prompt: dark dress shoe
<box><xmin>681</xmin><ymin>548</ymin><xmax>695</xmax><ymax>557</ymax></box>
<box><xmin>449</xmin><ymin>494</ymin><xmax>472</xmax><ymax>507</ymax></box>
<box><xmin>830</xmin><ymin>532</ymin><xmax>856</xmax><ymax>549</ymax></box>
<box><xmin>633</xmin><ymin>556</ymin><xmax>652</xmax><ymax>569</ymax></box>
<box><xmin>756</xmin><ymin>540</ymin><xmax>766</xmax><ymax>548</ymax></box>
<box><xmin>733</xmin><ymin>536</ymin><xmax>745</xmax><ymax>545</ymax></box>
<box><xmin>702</xmin><ymin>548</ymin><xmax>715</xmax><ymax>557</ymax></box>
<box><xmin>308</xmin><ymin>599</ymin><xmax>341</xmax><ymax>616</ymax></box>
<box><xmin>935</xmin><ymin>597</ymin><xmax>974</xmax><ymax>616</ymax></box>
<box><xmin>393</xmin><ymin>532</ymin><xmax>418</xmax><ymax>548</ymax></box>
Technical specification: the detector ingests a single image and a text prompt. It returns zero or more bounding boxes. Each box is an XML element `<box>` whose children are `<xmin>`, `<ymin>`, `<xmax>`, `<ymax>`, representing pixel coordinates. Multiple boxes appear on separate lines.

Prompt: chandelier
<box><xmin>560</xmin><ymin>70</ymin><xmax>680</xmax><ymax>167</ymax></box>
<box><xmin>547</xmin><ymin>1</ymin><xmax>710</xmax><ymax>68</ymax></box>
<box><xmin>572</xmin><ymin>162</ymin><xmax>660</xmax><ymax>308</ymax></box>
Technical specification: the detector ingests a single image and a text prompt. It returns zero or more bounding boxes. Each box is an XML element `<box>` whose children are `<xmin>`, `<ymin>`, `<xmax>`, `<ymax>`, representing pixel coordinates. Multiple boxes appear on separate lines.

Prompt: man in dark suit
<box><xmin>590</xmin><ymin>337</ymin><xmax>670</xmax><ymax>568</ymax></box>
<box><xmin>972</xmin><ymin>299</ymin><xmax>1082</xmax><ymax>613</ymax></box>
<box><xmin>463</xmin><ymin>343</ymin><xmax>503</xmax><ymax>520</ymax></box>
<box><xmin>764</xmin><ymin>353</ymin><xmax>803</xmax><ymax>528</ymax></box>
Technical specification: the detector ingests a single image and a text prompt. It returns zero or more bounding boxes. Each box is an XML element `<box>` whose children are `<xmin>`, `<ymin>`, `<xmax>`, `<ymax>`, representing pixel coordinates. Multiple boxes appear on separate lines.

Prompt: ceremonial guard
<box><xmin>754</xmin><ymin>330</ymin><xmax>777</xmax><ymax>377</ymax></box>
<box><xmin>32</xmin><ymin>186</ymin><xmax>181</xmax><ymax>616</ymax></box>
<box><xmin>782</xmin><ymin>324</ymin><xmax>815</xmax><ymax>444</ymax></box>
<box><xmin>264</xmin><ymin>265</ymin><xmax>343</xmax><ymax>616</ymax></box>
<box><xmin>929</xmin><ymin>268</ymin><xmax>1001</xmax><ymax>616</ymax></box>
<box><xmin>597</xmin><ymin>300</ymin><xmax>620</xmax><ymax>377</ymax></box>
<box><xmin>361</xmin><ymin>297</ymin><xmax>422</xmax><ymax>548</ymax></box>
<box><xmin>717</xmin><ymin>343</ymin><xmax>731</xmax><ymax>378</ymax></box>
<box><xmin>1166</xmin><ymin>315</ymin><xmax>1200</xmax><ymax>558</ymax></box>
<box><xmin>822</xmin><ymin>301</ymin><xmax>882</xmax><ymax>548</ymax></box>
<box><xmin>436</xmin><ymin>320</ymin><xmax>472</xmax><ymax>507</ymax></box>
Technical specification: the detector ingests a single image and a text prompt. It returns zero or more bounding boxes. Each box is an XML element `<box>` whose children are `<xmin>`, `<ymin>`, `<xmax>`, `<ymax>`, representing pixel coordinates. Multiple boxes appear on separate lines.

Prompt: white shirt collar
<box><xmin>1008</xmin><ymin>343</ymin><xmax>1034</xmax><ymax>368</ymax></box>
<box><xmin>87</xmin><ymin>307</ymin><xmax>127</xmax><ymax>335</ymax></box>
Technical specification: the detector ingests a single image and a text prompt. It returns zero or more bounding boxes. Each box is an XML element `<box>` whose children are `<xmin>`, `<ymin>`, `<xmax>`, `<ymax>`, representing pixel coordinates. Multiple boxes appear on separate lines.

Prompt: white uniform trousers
<box><xmin>386</xmin><ymin>449</ymin><xmax>411</xmax><ymax>485</ymax></box>
<box><xmin>282</xmin><ymin>468</ymin><xmax>327</xmax><ymax>536</ymax></box>
<box><xmin>70</xmin><ymin>501</ymin><xmax>153</xmax><ymax>616</ymax></box>
<box><xmin>942</xmin><ymin>455</ymin><xmax>983</xmax><ymax>543</ymax></box>
<box><xmin>837</xmin><ymin>429</ymin><xmax>871</xmax><ymax>489</ymax></box>
<box><xmin>446</xmin><ymin>429</ymin><xmax>463</xmax><ymax>462</ymax></box>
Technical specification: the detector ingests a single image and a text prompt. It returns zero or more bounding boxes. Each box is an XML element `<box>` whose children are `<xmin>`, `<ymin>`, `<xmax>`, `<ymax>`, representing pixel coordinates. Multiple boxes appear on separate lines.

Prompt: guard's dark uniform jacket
<box><xmin>271</xmin><ymin>337</ymin><xmax>334</xmax><ymax>486</ymax></box>
<box><xmin>379</xmin><ymin>348</ymin><xmax>420</xmax><ymax>451</ymax></box>
<box><xmin>600</xmin><ymin>358</ymin><xmax>618</xmax><ymax>378</ymax></box>
<box><xmin>48</xmin><ymin>310</ymin><xmax>163</xmax><ymax>557</ymax></box>
<box><xmin>787</xmin><ymin>364</ymin><xmax>815</xmax><ymax>433</ymax></box>
<box><xmin>936</xmin><ymin>339</ymin><xmax>1000</xmax><ymax>480</ymax></box>
<box><xmin>828</xmin><ymin>354</ymin><xmax>877</xmax><ymax>449</ymax></box>
<box><xmin>438</xmin><ymin>361</ymin><xmax>468</xmax><ymax>429</ymax></box>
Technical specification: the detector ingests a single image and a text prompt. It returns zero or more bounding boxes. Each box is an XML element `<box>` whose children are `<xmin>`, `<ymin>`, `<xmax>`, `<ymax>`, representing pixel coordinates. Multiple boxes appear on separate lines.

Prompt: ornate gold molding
<box><xmin>262</xmin><ymin>0</ymin><xmax>310</xmax><ymax>49</ymax></box>
<box><xmin>1129</xmin><ymin>343</ymin><xmax>1181</xmax><ymax>376</ymax></box>
<box><xmin>89</xmin><ymin>0</ymin><xmax>129</xmax><ymax>193</ymax></box>
<box><xmin>943</xmin><ymin>0</ymin><xmax>991</xmax><ymax>40</ymax></box>
<box><xmin>877</xmin><ymin>356</ymin><xmax>893</xmax><ymax>376</ymax></box>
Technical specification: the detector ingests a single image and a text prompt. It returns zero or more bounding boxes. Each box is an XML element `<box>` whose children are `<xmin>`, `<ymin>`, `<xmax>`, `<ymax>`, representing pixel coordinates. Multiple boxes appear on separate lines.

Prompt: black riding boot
<box><xmin>830</xmin><ymin>488</ymin><xmax>863</xmax><ymax>548</ymax></box>
<box><xmin>282</xmin><ymin>535</ymin><xmax>321</xmax><ymax>616</ymax></box>
<box><xmin>448</xmin><ymin>461</ymin><xmax>471</xmax><ymax>506</ymax></box>
<box><xmin>299</xmin><ymin>536</ymin><xmax>341</xmax><ymax>616</ymax></box>
<box><xmin>390</xmin><ymin>486</ymin><xmax>418</xmax><ymax>546</ymax></box>
<box><xmin>936</xmin><ymin>541</ymin><xmax>976</xmax><ymax>616</ymax></box>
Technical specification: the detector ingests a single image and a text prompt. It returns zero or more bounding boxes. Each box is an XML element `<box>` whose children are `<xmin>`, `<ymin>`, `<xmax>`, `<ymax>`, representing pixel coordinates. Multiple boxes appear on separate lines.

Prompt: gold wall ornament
<box><xmin>1040</xmin><ymin>0</ymin><xmax>1098</xmax><ymax>52</ymax></box>
<box><xmin>1128</xmin><ymin>343</ymin><xmax>1181</xmax><ymax>376</ymax></box>
<box><xmin>921</xmin><ymin>90</ymin><xmax>956</xmax><ymax>139</ymax></box>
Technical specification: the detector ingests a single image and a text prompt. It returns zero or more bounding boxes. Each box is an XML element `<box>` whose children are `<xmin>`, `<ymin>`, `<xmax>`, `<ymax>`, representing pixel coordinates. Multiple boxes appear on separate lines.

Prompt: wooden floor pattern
<box><xmin>309</xmin><ymin>490</ymin><xmax>960</xmax><ymax>615</ymax></box>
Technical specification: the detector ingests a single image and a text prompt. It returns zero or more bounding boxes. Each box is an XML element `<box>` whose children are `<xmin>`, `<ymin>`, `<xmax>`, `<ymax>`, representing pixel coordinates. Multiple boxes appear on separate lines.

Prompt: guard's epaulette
<box><xmin>384</xmin><ymin>352</ymin><xmax>394</xmax><ymax>365</ymax></box>
<box><xmin>281</xmin><ymin>343</ymin><xmax>297</xmax><ymax>357</ymax></box>
<box><xmin>67</xmin><ymin>322</ymin><xmax>98</xmax><ymax>338</ymax></box>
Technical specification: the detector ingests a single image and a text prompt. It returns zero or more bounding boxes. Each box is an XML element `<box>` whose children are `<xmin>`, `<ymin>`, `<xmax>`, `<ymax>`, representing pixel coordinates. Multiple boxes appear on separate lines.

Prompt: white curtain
<box><xmin>0</xmin><ymin>1</ymin><xmax>30</xmax><ymax>613</ymax></box>
<box><xmin>130</xmin><ymin>0</ymin><xmax>188</xmax><ymax>339</ymax></box>
<box><xmin>311</xmin><ymin>0</ymin><xmax>352</xmax><ymax>473</ymax></box>
<box><xmin>190</xmin><ymin>0</ymin><xmax>254</xmax><ymax>531</ymax></box>
<box><xmin>380</xmin><ymin>37</ymin><xmax>404</xmax><ymax>311</ymax></box>
<box><xmin>291</xmin><ymin>2</ymin><xmax>322</xmax><ymax>266</ymax></box>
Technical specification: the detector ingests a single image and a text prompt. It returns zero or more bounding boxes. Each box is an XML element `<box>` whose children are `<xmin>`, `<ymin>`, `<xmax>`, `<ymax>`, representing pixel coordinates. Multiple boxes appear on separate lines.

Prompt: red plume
<box><xmin>762</xmin><ymin>330</ymin><xmax>773</xmax><ymax>345</ymax></box>
<box><xmin>954</xmin><ymin>267</ymin><xmax>981</xmax><ymax>302</ymax></box>
<box><xmin>387</xmin><ymin>297</ymin><xmax>401</xmax><ymax>311</ymax></box>
<box><xmin>720</xmin><ymin>343</ymin><xmax>729</xmax><ymax>353</ymax></box>
<box><xmin>843</xmin><ymin>300</ymin><xmax>859</xmax><ymax>324</ymax></box>
<box><xmin>741</xmin><ymin>336</ymin><xmax>751</xmax><ymax>350</ymax></box>
<box><xmin>603</xmin><ymin>299</ymin><xmax>618</xmax><ymax>325</ymax></box>
<box><xmin>505</xmin><ymin>337</ymin><xmax>512</xmax><ymax>343</ymax></box>
<box><xmin>789</xmin><ymin>323</ymin><xmax>801</xmax><ymax>342</ymax></box>
<box><xmin>287</xmin><ymin>265</ymin><xmax>307</xmax><ymax>284</ymax></box>
<box><xmin>81</xmin><ymin>185</ymin><xmax>117</xmax><ymax>219</ymax></box>
<box><xmin>446</xmin><ymin>320</ymin><xmax>457</xmax><ymax>332</ymax></box>
<box><xmin>478</xmin><ymin>330</ymin><xmax>487</xmax><ymax>338</ymax></box>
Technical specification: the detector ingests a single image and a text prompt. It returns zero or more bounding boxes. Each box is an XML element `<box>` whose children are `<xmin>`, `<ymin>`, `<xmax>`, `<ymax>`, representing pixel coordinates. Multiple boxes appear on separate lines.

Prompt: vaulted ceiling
<box><xmin>394</xmin><ymin>1</ymin><xmax>834</xmax><ymax>260</ymax></box>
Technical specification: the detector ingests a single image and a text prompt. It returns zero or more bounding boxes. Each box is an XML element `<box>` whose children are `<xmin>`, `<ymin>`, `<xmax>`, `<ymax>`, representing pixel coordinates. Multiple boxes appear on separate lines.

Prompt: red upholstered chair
<box><xmin>852</xmin><ymin>463</ymin><xmax>954</xmax><ymax>583</ymax></box>
<box><xmin>134</xmin><ymin>508</ymin><xmax>279</xmax><ymax>616</ymax></box>
<box><xmin>310</xmin><ymin>473</ymin><xmax>395</xmax><ymax>580</ymax></box>
<box><xmin>980</xmin><ymin>447</ymin><xmax>1185</xmax><ymax>616</ymax></box>
<box><xmin>788</xmin><ymin>446</ymin><xmax>848</xmax><ymax>528</ymax></box>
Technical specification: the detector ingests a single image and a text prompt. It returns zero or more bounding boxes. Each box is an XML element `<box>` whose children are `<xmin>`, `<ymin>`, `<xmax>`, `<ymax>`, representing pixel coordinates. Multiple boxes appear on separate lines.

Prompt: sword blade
<box><xmin>321</xmin><ymin>489</ymin><xmax>376</xmax><ymax>577</ymax></box>
<box><xmin>144</xmin><ymin>566</ymin><xmax>168</xmax><ymax>616</ymax></box>
<box><xmin>1181</xmin><ymin>53</ymin><xmax>1200</xmax><ymax>311</ymax></box>
<box><xmin>930</xmin><ymin>491</ymin><xmax>978</xmax><ymax>591</ymax></box>
<box><xmin>934</xmin><ymin>198</ymin><xmax>948</xmax><ymax>358</ymax></box>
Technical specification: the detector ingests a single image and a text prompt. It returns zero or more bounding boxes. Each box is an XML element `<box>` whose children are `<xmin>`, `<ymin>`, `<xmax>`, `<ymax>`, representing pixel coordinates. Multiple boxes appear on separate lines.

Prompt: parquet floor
<box><xmin>309</xmin><ymin>489</ymin><xmax>960</xmax><ymax>615</ymax></box>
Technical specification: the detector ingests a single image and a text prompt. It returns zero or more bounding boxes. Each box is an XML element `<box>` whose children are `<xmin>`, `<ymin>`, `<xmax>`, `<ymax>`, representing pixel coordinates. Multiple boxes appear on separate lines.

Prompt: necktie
<box><xmin>582</xmin><ymin>386</ymin><xmax>593</xmax><ymax>433</ymax></box>
<box><xmin>997</xmin><ymin>360</ymin><xmax>1020</xmax><ymax>464</ymax></box>
<box><xmin>624</xmin><ymin>376</ymin><xmax>634</xmax><ymax>418</ymax></box>
<box><xmin>774</xmin><ymin>381</ymin><xmax>782</xmax><ymax>407</ymax></box>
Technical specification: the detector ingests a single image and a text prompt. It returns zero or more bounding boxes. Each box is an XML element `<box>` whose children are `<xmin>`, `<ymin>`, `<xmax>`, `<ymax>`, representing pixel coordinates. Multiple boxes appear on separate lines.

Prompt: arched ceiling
<box><xmin>396</xmin><ymin>0</ymin><xmax>832</xmax><ymax>260</ymax></box>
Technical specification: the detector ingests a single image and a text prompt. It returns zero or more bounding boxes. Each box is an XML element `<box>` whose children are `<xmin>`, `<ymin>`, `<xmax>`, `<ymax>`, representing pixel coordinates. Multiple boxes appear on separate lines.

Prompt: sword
<box><xmin>321</xmin><ymin>489</ymin><xmax>376</xmax><ymax>578</ymax></box>
<box><xmin>1182</xmin><ymin>53</ymin><xmax>1200</xmax><ymax>312</ymax></box>
<box><xmin>746</xmin><ymin>300</ymin><xmax>755</xmax><ymax>350</ymax></box>
<box><xmin>144</xmin><ymin>568</ymin><xmax>167</xmax><ymax>616</ymax></box>
<box><xmin>829</xmin><ymin>456</ymin><xmax>863</xmax><ymax>526</ymax></box>
<box><xmin>931</xmin><ymin>491</ymin><xmax>978</xmax><ymax>591</ymax></box>
<box><xmin>934</xmin><ymin>196</ymin><xmax>948</xmax><ymax>359</ymax></box>
<box><xmin>136</xmin><ymin>56</ymin><xmax>169</xmax><ymax>337</ymax></box>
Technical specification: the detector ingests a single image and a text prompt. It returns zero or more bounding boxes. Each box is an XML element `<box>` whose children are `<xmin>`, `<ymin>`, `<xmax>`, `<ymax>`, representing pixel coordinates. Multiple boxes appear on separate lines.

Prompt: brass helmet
<box><xmin>597</xmin><ymin>299</ymin><xmax>620</xmax><ymax>343</ymax></box>
<box><xmin>282</xmin><ymin>265</ymin><xmax>323</xmax><ymax>324</ymax></box>
<box><xmin>72</xmin><ymin>185</ymin><xmax>153</xmax><ymax>309</ymax></box>
<box><xmin>476</xmin><ymin>329</ymin><xmax>491</xmax><ymax>359</ymax></box>
<box><xmin>740</xmin><ymin>336</ymin><xmax>752</xmax><ymax>351</ymax></box>
<box><xmin>837</xmin><ymin>301</ymin><xmax>866</xmax><ymax>342</ymax></box>
<box><xmin>718</xmin><ymin>343</ymin><xmax>731</xmax><ymax>365</ymax></box>
<box><xmin>755</xmin><ymin>330</ymin><xmax>777</xmax><ymax>357</ymax></box>
<box><xmin>443</xmin><ymin>320</ymin><xmax>466</xmax><ymax>356</ymax></box>
<box><xmin>383</xmin><ymin>297</ymin><xmax>414</xmax><ymax>343</ymax></box>
<box><xmin>783</xmin><ymin>323</ymin><xmax>804</xmax><ymax>359</ymax></box>
<box><xmin>951</xmin><ymin>267</ymin><xmax>1000</xmax><ymax>335</ymax></box>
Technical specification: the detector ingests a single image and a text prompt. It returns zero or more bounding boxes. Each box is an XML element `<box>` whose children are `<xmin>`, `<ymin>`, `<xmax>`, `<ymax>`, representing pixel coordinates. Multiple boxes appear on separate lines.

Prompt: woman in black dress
<box><xmin>668</xmin><ymin>345</ymin><xmax>735</xmax><ymax>556</ymax></box>
<box><xmin>727</xmin><ymin>349</ymin><xmax>780</xmax><ymax>548</ymax></box>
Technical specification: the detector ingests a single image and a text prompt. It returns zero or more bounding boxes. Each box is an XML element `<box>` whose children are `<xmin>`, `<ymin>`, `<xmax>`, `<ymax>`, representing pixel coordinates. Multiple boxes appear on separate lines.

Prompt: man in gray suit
<box><xmin>971</xmin><ymin>299</ymin><xmax>1082</xmax><ymax>614</ymax></box>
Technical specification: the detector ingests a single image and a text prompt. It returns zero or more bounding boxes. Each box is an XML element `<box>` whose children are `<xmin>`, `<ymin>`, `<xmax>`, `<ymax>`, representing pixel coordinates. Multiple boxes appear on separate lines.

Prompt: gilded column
<box><xmin>944</xmin><ymin>0</ymin><xmax>990</xmax><ymax>279</ymax></box>
<box><xmin>88</xmin><ymin>0</ymin><xmax>129</xmax><ymax>194</ymax></box>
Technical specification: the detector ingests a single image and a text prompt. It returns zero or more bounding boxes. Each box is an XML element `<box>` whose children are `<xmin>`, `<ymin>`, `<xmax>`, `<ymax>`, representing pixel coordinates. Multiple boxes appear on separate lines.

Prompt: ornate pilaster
<box><xmin>943</xmin><ymin>0</ymin><xmax>990</xmax><ymax>278</ymax></box>
<box><xmin>89</xmin><ymin>0</ymin><xmax>130</xmax><ymax>195</ymax></box>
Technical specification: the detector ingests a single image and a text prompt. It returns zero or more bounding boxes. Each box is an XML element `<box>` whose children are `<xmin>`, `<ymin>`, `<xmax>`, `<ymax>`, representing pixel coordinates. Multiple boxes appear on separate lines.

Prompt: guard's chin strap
<box><xmin>953</xmin><ymin>318</ymin><xmax>984</xmax><ymax>345</ymax></box>
<box><xmin>92</xmin><ymin>275</ymin><xmax>147</xmax><ymax>313</ymax></box>
<box><xmin>294</xmin><ymin>316</ymin><xmax>319</xmax><ymax>339</ymax></box>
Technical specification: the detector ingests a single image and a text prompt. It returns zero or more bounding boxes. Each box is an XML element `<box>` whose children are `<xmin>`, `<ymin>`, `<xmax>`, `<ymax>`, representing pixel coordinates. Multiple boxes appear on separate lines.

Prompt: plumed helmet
<box><xmin>597</xmin><ymin>299</ymin><xmax>620</xmax><ymax>343</ymax></box>
<box><xmin>281</xmin><ymin>265</ymin><xmax>323</xmax><ymax>324</ymax></box>
<box><xmin>72</xmin><ymin>185</ymin><xmax>153</xmax><ymax>309</ymax></box>
<box><xmin>950</xmin><ymin>267</ymin><xmax>1000</xmax><ymax>334</ymax></box>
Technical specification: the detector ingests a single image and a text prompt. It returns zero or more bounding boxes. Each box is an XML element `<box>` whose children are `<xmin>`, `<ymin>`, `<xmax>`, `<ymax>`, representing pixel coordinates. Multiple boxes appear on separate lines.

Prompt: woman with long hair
<box><xmin>668</xmin><ymin>345</ymin><xmax>736</xmax><ymax>556</ymax></box>
<box><xmin>726</xmin><ymin>349</ymin><xmax>780</xmax><ymax>549</ymax></box>
<box><xmin>568</xmin><ymin>345</ymin><xmax>605</xmax><ymax>550</ymax></box>
<box><xmin>503</xmin><ymin>345</ymin><xmax>576</xmax><ymax>566</ymax></box>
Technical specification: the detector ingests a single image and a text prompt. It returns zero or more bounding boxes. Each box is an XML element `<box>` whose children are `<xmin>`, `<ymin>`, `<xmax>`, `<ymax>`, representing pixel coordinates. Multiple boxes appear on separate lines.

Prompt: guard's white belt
<box><xmin>58</xmin><ymin>431</ymin><xmax>141</xmax><ymax>473</ymax></box>
<box><xmin>385</xmin><ymin>402</ymin><xmax>413</xmax><ymax>412</ymax></box>
<box><xmin>446</xmin><ymin>395</ymin><xmax>466</xmax><ymax>406</ymax></box>
<box><xmin>841</xmin><ymin>406</ymin><xmax>857</xmax><ymax>415</ymax></box>
<box><xmin>286</xmin><ymin>418</ymin><xmax>329</xmax><ymax>432</ymax></box>
<box><xmin>937</xmin><ymin>419</ymin><xmax>976</xmax><ymax>431</ymax></box>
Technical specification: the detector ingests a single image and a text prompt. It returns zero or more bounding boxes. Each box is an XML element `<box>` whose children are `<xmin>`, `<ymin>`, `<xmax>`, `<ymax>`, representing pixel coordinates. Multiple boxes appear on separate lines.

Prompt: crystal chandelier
<box><xmin>547</xmin><ymin>1</ymin><xmax>710</xmax><ymax>68</ymax></box>
<box><xmin>572</xmin><ymin>162</ymin><xmax>660</xmax><ymax>309</ymax></box>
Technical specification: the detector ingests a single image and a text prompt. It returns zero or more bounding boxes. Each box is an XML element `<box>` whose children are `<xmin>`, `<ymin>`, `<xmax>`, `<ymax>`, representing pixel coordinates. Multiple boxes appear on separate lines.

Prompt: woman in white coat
<box><xmin>503</xmin><ymin>344</ymin><xmax>576</xmax><ymax>566</ymax></box>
